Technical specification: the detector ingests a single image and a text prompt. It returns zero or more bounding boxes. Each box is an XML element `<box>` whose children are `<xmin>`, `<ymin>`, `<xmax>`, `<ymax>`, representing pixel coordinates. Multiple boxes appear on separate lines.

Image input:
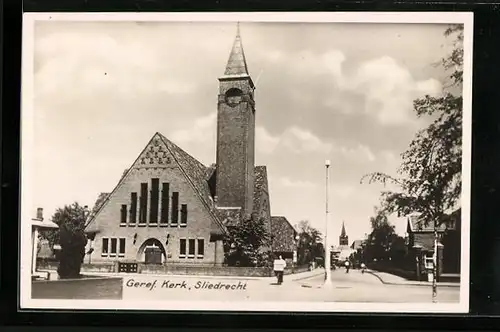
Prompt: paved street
<box><xmin>296</xmin><ymin>269</ymin><xmax>460</xmax><ymax>303</ymax></box>
<box><xmin>32</xmin><ymin>268</ymin><xmax>459</xmax><ymax>303</ymax></box>
<box><xmin>32</xmin><ymin>277</ymin><xmax>123</xmax><ymax>299</ymax></box>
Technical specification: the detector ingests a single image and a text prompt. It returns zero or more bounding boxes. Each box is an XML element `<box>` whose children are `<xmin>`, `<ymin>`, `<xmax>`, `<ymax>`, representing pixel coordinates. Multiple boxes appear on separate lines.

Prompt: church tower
<box><xmin>215</xmin><ymin>23</ymin><xmax>256</xmax><ymax>217</ymax></box>
<box><xmin>339</xmin><ymin>222</ymin><xmax>349</xmax><ymax>246</ymax></box>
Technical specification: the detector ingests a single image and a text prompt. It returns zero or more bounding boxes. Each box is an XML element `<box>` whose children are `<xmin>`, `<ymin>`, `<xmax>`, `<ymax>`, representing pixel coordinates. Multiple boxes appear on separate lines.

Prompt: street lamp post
<box><xmin>324</xmin><ymin>160</ymin><xmax>332</xmax><ymax>287</ymax></box>
<box><xmin>432</xmin><ymin>220</ymin><xmax>438</xmax><ymax>302</ymax></box>
<box><xmin>293</xmin><ymin>234</ymin><xmax>299</xmax><ymax>273</ymax></box>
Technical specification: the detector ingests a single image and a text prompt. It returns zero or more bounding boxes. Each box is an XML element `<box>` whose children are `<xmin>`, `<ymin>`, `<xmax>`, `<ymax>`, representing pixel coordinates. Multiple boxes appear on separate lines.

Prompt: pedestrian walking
<box><xmin>361</xmin><ymin>262</ymin><xmax>366</xmax><ymax>274</ymax></box>
<box><xmin>345</xmin><ymin>260</ymin><xmax>350</xmax><ymax>273</ymax></box>
<box><xmin>273</xmin><ymin>255</ymin><xmax>286</xmax><ymax>285</ymax></box>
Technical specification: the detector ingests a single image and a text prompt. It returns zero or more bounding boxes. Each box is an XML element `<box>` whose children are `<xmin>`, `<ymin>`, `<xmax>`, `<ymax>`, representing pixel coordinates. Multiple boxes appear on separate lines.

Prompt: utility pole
<box><xmin>432</xmin><ymin>220</ymin><xmax>438</xmax><ymax>303</ymax></box>
<box><xmin>324</xmin><ymin>160</ymin><xmax>332</xmax><ymax>288</ymax></box>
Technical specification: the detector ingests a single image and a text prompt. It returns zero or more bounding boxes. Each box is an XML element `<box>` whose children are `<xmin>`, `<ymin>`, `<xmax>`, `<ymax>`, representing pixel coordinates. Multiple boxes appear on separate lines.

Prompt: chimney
<box><xmin>36</xmin><ymin>208</ymin><xmax>43</xmax><ymax>221</ymax></box>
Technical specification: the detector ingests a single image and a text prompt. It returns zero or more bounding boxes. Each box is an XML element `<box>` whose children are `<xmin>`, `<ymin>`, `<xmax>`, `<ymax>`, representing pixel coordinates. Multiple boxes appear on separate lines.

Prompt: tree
<box><xmin>361</xmin><ymin>24</ymin><xmax>464</xmax><ymax>229</ymax></box>
<box><xmin>296</xmin><ymin>220</ymin><xmax>324</xmax><ymax>266</ymax></box>
<box><xmin>51</xmin><ymin>202</ymin><xmax>88</xmax><ymax>279</ymax></box>
<box><xmin>363</xmin><ymin>208</ymin><xmax>406</xmax><ymax>264</ymax></box>
<box><xmin>223</xmin><ymin>214</ymin><xmax>270</xmax><ymax>267</ymax></box>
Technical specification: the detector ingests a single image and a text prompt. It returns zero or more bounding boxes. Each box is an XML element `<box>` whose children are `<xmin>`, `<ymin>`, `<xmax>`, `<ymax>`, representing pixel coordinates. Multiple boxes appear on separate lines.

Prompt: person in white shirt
<box><xmin>361</xmin><ymin>262</ymin><xmax>366</xmax><ymax>274</ymax></box>
<box><xmin>273</xmin><ymin>255</ymin><xmax>286</xmax><ymax>285</ymax></box>
<box><xmin>345</xmin><ymin>260</ymin><xmax>350</xmax><ymax>273</ymax></box>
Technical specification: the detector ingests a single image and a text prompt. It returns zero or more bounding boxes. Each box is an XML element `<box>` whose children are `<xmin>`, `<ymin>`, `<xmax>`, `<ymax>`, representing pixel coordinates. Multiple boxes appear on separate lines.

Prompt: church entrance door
<box><xmin>137</xmin><ymin>239</ymin><xmax>166</xmax><ymax>265</ymax></box>
<box><xmin>144</xmin><ymin>245</ymin><xmax>163</xmax><ymax>265</ymax></box>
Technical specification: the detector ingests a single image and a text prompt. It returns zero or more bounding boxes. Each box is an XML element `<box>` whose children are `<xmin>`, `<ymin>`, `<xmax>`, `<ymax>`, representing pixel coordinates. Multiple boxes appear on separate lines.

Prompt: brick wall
<box><xmin>38</xmin><ymin>260</ymin><xmax>310</xmax><ymax>278</ymax></box>
<box><xmin>216</xmin><ymin>78</ymin><xmax>255</xmax><ymax>215</ymax></box>
<box><xmin>89</xmin><ymin>164</ymin><xmax>216</xmax><ymax>265</ymax></box>
<box><xmin>140</xmin><ymin>264</ymin><xmax>273</xmax><ymax>277</ymax></box>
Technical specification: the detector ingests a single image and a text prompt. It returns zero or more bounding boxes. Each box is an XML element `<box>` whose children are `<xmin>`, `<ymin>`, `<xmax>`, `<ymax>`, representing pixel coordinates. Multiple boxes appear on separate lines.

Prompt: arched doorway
<box><xmin>137</xmin><ymin>238</ymin><xmax>166</xmax><ymax>265</ymax></box>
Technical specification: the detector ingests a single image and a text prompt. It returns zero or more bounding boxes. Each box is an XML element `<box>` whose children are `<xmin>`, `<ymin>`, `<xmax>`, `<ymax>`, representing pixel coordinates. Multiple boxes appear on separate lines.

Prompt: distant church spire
<box><xmin>339</xmin><ymin>221</ymin><xmax>348</xmax><ymax>246</ymax></box>
<box><xmin>223</xmin><ymin>22</ymin><xmax>250</xmax><ymax>77</ymax></box>
<box><xmin>341</xmin><ymin>221</ymin><xmax>347</xmax><ymax>237</ymax></box>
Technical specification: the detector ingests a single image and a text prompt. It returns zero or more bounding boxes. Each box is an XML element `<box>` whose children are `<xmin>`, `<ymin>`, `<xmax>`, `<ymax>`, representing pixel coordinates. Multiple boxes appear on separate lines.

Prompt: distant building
<box><xmin>405</xmin><ymin>209</ymin><xmax>461</xmax><ymax>280</ymax></box>
<box><xmin>350</xmin><ymin>240</ymin><xmax>364</xmax><ymax>251</ymax></box>
<box><xmin>339</xmin><ymin>221</ymin><xmax>349</xmax><ymax>247</ymax></box>
<box><xmin>270</xmin><ymin>216</ymin><xmax>298</xmax><ymax>263</ymax></box>
<box><xmin>331</xmin><ymin>222</ymin><xmax>355</xmax><ymax>263</ymax></box>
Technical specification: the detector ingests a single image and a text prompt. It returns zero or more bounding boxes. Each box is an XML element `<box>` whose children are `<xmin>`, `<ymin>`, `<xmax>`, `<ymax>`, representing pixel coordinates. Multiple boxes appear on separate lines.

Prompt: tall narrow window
<box><xmin>171</xmin><ymin>192</ymin><xmax>179</xmax><ymax>226</ymax></box>
<box><xmin>179</xmin><ymin>239</ymin><xmax>186</xmax><ymax>258</ymax></box>
<box><xmin>180</xmin><ymin>204</ymin><xmax>188</xmax><ymax>227</ymax></box>
<box><xmin>110</xmin><ymin>238</ymin><xmax>117</xmax><ymax>256</ymax></box>
<box><xmin>149</xmin><ymin>178</ymin><xmax>159</xmax><ymax>224</ymax></box>
<box><xmin>102</xmin><ymin>238</ymin><xmax>109</xmax><ymax>257</ymax></box>
<box><xmin>119</xmin><ymin>238</ymin><xmax>126</xmax><ymax>257</ymax></box>
<box><xmin>160</xmin><ymin>183</ymin><xmax>169</xmax><ymax>225</ymax></box>
<box><xmin>188</xmin><ymin>239</ymin><xmax>195</xmax><ymax>258</ymax></box>
<box><xmin>120</xmin><ymin>204</ymin><xmax>127</xmax><ymax>225</ymax></box>
<box><xmin>197</xmin><ymin>239</ymin><xmax>204</xmax><ymax>258</ymax></box>
<box><xmin>139</xmin><ymin>183</ymin><xmax>148</xmax><ymax>225</ymax></box>
<box><xmin>130</xmin><ymin>192</ymin><xmax>137</xmax><ymax>224</ymax></box>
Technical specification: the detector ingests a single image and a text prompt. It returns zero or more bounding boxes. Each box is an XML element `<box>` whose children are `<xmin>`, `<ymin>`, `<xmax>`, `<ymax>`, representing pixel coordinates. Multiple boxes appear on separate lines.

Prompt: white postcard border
<box><xmin>20</xmin><ymin>11</ymin><xmax>473</xmax><ymax>313</ymax></box>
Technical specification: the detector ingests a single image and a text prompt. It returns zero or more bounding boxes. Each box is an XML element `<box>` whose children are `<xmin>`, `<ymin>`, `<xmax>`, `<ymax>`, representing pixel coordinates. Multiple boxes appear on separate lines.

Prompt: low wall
<box><xmin>38</xmin><ymin>261</ymin><xmax>310</xmax><ymax>277</ymax></box>
<box><xmin>140</xmin><ymin>264</ymin><xmax>274</xmax><ymax>277</ymax></box>
<box><xmin>37</xmin><ymin>261</ymin><xmax>117</xmax><ymax>273</ymax></box>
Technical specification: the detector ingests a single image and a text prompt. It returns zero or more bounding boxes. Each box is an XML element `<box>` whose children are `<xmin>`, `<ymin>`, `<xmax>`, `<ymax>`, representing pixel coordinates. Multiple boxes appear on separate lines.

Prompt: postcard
<box><xmin>21</xmin><ymin>11</ymin><xmax>472</xmax><ymax>313</ymax></box>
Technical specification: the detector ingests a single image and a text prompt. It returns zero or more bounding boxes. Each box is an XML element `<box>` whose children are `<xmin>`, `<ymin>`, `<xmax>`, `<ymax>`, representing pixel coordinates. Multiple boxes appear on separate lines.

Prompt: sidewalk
<box><xmin>366</xmin><ymin>270</ymin><xmax>460</xmax><ymax>288</ymax></box>
<box><xmin>290</xmin><ymin>268</ymin><xmax>325</xmax><ymax>281</ymax></box>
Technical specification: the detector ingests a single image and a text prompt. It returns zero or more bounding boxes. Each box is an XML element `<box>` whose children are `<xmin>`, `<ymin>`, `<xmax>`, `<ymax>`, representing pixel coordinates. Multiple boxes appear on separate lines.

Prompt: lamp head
<box><xmin>325</xmin><ymin>160</ymin><xmax>331</xmax><ymax>167</ymax></box>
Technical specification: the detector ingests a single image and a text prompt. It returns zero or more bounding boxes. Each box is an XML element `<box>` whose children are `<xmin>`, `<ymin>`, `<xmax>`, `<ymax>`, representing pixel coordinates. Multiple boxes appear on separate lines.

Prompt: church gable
<box><xmin>271</xmin><ymin>216</ymin><xmax>297</xmax><ymax>253</ymax></box>
<box><xmin>85</xmin><ymin>133</ymin><xmax>225</xmax><ymax>235</ymax></box>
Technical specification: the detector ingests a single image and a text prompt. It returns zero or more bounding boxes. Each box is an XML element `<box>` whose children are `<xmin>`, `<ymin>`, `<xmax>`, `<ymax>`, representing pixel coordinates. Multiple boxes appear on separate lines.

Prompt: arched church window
<box><xmin>225</xmin><ymin>88</ymin><xmax>243</xmax><ymax>107</ymax></box>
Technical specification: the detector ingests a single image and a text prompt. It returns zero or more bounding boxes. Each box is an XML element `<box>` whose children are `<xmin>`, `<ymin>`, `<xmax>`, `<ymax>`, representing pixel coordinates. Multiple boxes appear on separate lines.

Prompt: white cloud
<box><xmin>170</xmin><ymin>112</ymin><xmax>216</xmax><ymax>144</ymax></box>
<box><xmin>271</xmin><ymin>49</ymin><xmax>443</xmax><ymax>127</ymax></box>
<box><xmin>256</xmin><ymin>126</ymin><xmax>280</xmax><ymax>154</ymax></box>
<box><xmin>257</xmin><ymin>126</ymin><xmax>377</xmax><ymax>165</ymax></box>
<box><xmin>288</xmin><ymin>49</ymin><xmax>346</xmax><ymax>79</ymax></box>
<box><xmin>321</xmin><ymin>50</ymin><xmax>346</xmax><ymax>78</ymax></box>
<box><xmin>34</xmin><ymin>29</ymin><xmax>198</xmax><ymax>99</ymax></box>
<box><xmin>335</xmin><ymin>143</ymin><xmax>376</xmax><ymax>163</ymax></box>
<box><xmin>265</xmin><ymin>50</ymin><xmax>284</xmax><ymax>63</ymax></box>
<box><xmin>416</xmin><ymin>78</ymin><xmax>442</xmax><ymax>96</ymax></box>
<box><xmin>257</xmin><ymin>126</ymin><xmax>332</xmax><ymax>155</ymax></box>
<box><xmin>281</xmin><ymin>126</ymin><xmax>333</xmax><ymax>154</ymax></box>
<box><xmin>330</xmin><ymin>183</ymin><xmax>356</xmax><ymax>199</ymax></box>
<box><xmin>168</xmin><ymin>112</ymin><xmax>217</xmax><ymax>165</ymax></box>
<box><xmin>351</xmin><ymin>56</ymin><xmax>443</xmax><ymax>126</ymax></box>
<box><xmin>279</xmin><ymin>177</ymin><xmax>317</xmax><ymax>189</ymax></box>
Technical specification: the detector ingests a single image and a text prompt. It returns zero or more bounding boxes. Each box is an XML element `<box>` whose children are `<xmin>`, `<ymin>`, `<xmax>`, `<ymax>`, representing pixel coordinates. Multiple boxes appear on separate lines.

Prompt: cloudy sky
<box><xmin>29</xmin><ymin>20</ymin><xmax>458</xmax><ymax>244</ymax></box>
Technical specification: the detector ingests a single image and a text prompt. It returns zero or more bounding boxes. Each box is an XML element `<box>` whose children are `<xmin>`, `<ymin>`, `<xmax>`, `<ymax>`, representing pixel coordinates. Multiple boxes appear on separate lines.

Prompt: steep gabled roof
<box><xmin>271</xmin><ymin>216</ymin><xmax>297</xmax><ymax>252</ymax></box>
<box><xmin>157</xmin><ymin>133</ymin><xmax>218</xmax><ymax>219</ymax></box>
<box><xmin>85</xmin><ymin>132</ymin><xmax>226</xmax><ymax>235</ymax></box>
<box><xmin>408</xmin><ymin>214</ymin><xmax>449</xmax><ymax>233</ymax></box>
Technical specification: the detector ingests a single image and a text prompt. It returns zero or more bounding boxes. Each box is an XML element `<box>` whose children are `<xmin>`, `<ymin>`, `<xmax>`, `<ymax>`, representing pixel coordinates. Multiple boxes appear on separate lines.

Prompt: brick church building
<box><xmin>84</xmin><ymin>26</ymin><xmax>294</xmax><ymax>267</ymax></box>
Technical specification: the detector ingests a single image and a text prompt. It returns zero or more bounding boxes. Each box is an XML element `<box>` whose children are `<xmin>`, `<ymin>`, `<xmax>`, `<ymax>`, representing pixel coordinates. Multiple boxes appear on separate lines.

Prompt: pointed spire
<box><xmin>340</xmin><ymin>221</ymin><xmax>347</xmax><ymax>237</ymax></box>
<box><xmin>223</xmin><ymin>22</ymin><xmax>250</xmax><ymax>77</ymax></box>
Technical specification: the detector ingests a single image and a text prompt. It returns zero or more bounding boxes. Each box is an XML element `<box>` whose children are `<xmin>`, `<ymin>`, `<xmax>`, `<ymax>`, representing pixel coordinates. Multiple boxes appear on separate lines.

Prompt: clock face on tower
<box><xmin>225</xmin><ymin>88</ymin><xmax>243</xmax><ymax>107</ymax></box>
